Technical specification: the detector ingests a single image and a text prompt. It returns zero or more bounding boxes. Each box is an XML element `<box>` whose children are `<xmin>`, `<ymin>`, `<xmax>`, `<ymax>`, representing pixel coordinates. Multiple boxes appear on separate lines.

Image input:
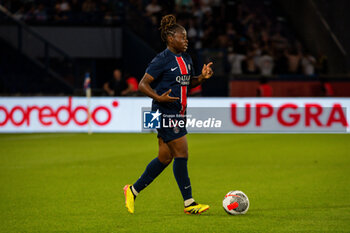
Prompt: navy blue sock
<box><xmin>133</xmin><ymin>157</ymin><xmax>167</xmax><ymax>193</ymax></box>
<box><xmin>173</xmin><ymin>157</ymin><xmax>192</xmax><ymax>201</ymax></box>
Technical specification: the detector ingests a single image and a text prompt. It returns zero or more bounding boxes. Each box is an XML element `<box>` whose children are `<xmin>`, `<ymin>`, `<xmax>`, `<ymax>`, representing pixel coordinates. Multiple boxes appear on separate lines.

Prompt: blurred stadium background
<box><xmin>0</xmin><ymin>1</ymin><xmax>350</xmax><ymax>232</ymax></box>
<box><xmin>0</xmin><ymin>0</ymin><xmax>349</xmax><ymax>97</ymax></box>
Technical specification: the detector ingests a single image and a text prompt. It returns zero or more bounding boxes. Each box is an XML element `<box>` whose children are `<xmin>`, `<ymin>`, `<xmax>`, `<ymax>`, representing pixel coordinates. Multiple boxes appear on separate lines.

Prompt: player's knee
<box><xmin>173</xmin><ymin>151</ymin><xmax>188</xmax><ymax>158</ymax></box>
<box><xmin>159</xmin><ymin>156</ymin><xmax>173</xmax><ymax>165</ymax></box>
<box><xmin>158</xmin><ymin>153</ymin><xmax>174</xmax><ymax>165</ymax></box>
<box><xmin>164</xmin><ymin>157</ymin><xmax>173</xmax><ymax>165</ymax></box>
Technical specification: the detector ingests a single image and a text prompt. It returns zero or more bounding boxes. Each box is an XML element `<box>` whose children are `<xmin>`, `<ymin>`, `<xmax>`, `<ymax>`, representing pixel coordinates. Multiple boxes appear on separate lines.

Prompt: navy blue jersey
<box><xmin>146</xmin><ymin>48</ymin><xmax>195</xmax><ymax>114</ymax></box>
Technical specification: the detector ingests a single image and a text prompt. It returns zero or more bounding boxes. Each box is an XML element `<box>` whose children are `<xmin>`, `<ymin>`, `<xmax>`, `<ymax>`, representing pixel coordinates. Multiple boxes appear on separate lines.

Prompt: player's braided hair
<box><xmin>160</xmin><ymin>14</ymin><xmax>183</xmax><ymax>43</ymax></box>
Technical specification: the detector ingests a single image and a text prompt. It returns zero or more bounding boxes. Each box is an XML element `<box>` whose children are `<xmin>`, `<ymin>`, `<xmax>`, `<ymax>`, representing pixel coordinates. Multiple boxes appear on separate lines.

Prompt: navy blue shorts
<box><xmin>152</xmin><ymin>103</ymin><xmax>187</xmax><ymax>143</ymax></box>
<box><xmin>156</xmin><ymin>123</ymin><xmax>187</xmax><ymax>143</ymax></box>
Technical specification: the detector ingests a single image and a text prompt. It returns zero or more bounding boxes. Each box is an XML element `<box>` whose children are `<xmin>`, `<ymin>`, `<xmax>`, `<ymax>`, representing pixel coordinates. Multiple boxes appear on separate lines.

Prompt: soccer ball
<box><xmin>223</xmin><ymin>190</ymin><xmax>249</xmax><ymax>215</ymax></box>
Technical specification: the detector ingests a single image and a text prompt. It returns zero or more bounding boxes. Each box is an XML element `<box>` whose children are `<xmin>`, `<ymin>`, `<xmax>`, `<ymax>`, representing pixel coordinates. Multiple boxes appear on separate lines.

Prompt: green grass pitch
<box><xmin>0</xmin><ymin>133</ymin><xmax>349</xmax><ymax>233</ymax></box>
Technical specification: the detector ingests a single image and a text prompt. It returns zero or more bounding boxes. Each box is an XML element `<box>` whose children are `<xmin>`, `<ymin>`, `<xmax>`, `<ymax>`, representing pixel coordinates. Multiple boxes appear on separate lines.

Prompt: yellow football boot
<box><xmin>123</xmin><ymin>185</ymin><xmax>135</xmax><ymax>214</ymax></box>
<box><xmin>184</xmin><ymin>203</ymin><xmax>210</xmax><ymax>215</ymax></box>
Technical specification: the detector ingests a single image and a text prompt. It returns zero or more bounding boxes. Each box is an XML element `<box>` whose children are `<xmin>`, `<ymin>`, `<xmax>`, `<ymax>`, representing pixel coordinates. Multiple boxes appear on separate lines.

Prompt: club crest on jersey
<box><xmin>176</xmin><ymin>75</ymin><xmax>190</xmax><ymax>85</ymax></box>
<box><xmin>173</xmin><ymin>127</ymin><xmax>180</xmax><ymax>134</ymax></box>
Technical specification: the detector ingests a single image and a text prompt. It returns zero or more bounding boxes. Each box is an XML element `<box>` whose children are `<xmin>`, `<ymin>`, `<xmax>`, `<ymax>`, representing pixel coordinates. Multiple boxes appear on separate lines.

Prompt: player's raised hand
<box><xmin>157</xmin><ymin>89</ymin><xmax>180</xmax><ymax>103</ymax></box>
<box><xmin>201</xmin><ymin>62</ymin><xmax>214</xmax><ymax>79</ymax></box>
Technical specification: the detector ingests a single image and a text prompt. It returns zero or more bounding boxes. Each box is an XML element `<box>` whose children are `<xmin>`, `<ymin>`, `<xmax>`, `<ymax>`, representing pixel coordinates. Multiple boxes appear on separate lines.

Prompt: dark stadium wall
<box><xmin>0</xmin><ymin>23</ymin><xmax>159</xmax><ymax>91</ymax></box>
<box><xmin>273</xmin><ymin>0</ymin><xmax>348</xmax><ymax>74</ymax></box>
<box><xmin>314</xmin><ymin>0</ymin><xmax>350</xmax><ymax>74</ymax></box>
<box><xmin>122</xmin><ymin>27</ymin><xmax>157</xmax><ymax>81</ymax></box>
<box><xmin>0</xmin><ymin>26</ymin><xmax>122</xmax><ymax>58</ymax></box>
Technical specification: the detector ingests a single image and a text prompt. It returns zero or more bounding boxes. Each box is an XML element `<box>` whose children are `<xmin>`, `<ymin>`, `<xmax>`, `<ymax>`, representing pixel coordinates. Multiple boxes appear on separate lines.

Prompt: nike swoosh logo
<box><xmin>171</xmin><ymin>67</ymin><xmax>178</xmax><ymax>71</ymax></box>
<box><xmin>184</xmin><ymin>185</ymin><xmax>191</xmax><ymax>189</ymax></box>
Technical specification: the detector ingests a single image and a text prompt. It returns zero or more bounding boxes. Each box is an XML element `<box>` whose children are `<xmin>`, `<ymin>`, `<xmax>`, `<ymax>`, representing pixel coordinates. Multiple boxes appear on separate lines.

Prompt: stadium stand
<box><xmin>0</xmin><ymin>0</ymin><xmax>349</xmax><ymax>96</ymax></box>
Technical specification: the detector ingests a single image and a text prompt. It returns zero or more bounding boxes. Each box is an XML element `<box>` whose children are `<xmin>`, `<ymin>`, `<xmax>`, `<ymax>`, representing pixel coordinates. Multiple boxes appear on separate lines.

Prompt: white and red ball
<box><xmin>223</xmin><ymin>190</ymin><xmax>249</xmax><ymax>215</ymax></box>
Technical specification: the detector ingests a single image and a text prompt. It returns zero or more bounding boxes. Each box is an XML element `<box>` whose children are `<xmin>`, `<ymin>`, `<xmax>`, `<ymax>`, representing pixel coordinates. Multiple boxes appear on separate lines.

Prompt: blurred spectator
<box><xmin>242</xmin><ymin>49</ymin><xmax>259</xmax><ymax>74</ymax></box>
<box><xmin>257</xmin><ymin>50</ymin><xmax>274</xmax><ymax>76</ymax></box>
<box><xmin>215</xmin><ymin>34</ymin><xmax>229</xmax><ymax>49</ymax></box>
<box><xmin>301</xmin><ymin>51</ymin><xmax>316</xmax><ymax>75</ymax></box>
<box><xmin>103</xmin><ymin>69</ymin><xmax>129</xmax><ymax>96</ymax></box>
<box><xmin>34</xmin><ymin>4</ymin><xmax>47</xmax><ymax>22</ymax></box>
<box><xmin>227</xmin><ymin>47</ymin><xmax>246</xmax><ymax>75</ymax></box>
<box><xmin>225</xmin><ymin>22</ymin><xmax>236</xmax><ymax>40</ymax></box>
<box><xmin>270</xmin><ymin>31</ymin><xmax>288</xmax><ymax>51</ymax></box>
<box><xmin>198</xmin><ymin>1</ymin><xmax>212</xmax><ymax>15</ymax></box>
<box><xmin>82</xmin><ymin>0</ymin><xmax>96</xmax><ymax>12</ymax></box>
<box><xmin>192</xmin><ymin>2</ymin><xmax>204</xmax><ymax>24</ymax></box>
<box><xmin>273</xmin><ymin>51</ymin><xmax>288</xmax><ymax>74</ymax></box>
<box><xmin>82</xmin><ymin>0</ymin><xmax>97</xmax><ymax>22</ymax></box>
<box><xmin>252</xmin><ymin>43</ymin><xmax>262</xmax><ymax>64</ymax></box>
<box><xmin>320</xmin><ymin>79</ymin><xmax>334</xmax><ymax>97</ymax></box>
<box><xmin>54</xmin><ymin>0</ymin><xmax>71</xmax><ymax>21</ymax></box>
<box><xmin>187</xmin><ymin>19</ymin><xmax>198</xmax><ymax>47</ymax></box>
<box><xmin>24</xmin><ymin>5</ymin><xmax>36</xmax><ymax>22</ymax></box>
<box><xmin>125</xmin><ymin>74</ymin><xmax>139</xmax><ymax>96</ymax></box>
<box><xmin>104</xmin><ymin>10</ymin><xmax>115</xmax><ymax>24</ymax></box>
<box><xmin>316</xmin><ymin>51</ymin><xmax>329</xmax><ymax>74</ymax></box>
<box><xmin>176</xmin><ymin>0</ymin><xmax>192</xmax><ymax>9</ymax></box>
<box><xmin>260</xmin><ymin>30</ymin><xmax>270</xmax><ymax>50</ymax></box>
<box><xmin>14</xmin><ymin>6</ymin><xmax>25</xmax><ymax>20</ymax></box>
<box><xmin>235</xmin><ymin>36</ymin><xmax>248</xmax><ymax>54</ymax></box>
<box><xmin>145</xmin><ymin>0</ymin><xmax>162</xmax><ymax>25</ymax></box>
<box><xmin>257</xmin><ymin>77</ymin><xmax>273</xmax><ymax>97</ymax></box>
<box><xmin>285</xmin><ymin>48</ymin><xmax>302</xmax><ymax>74</ymax></box>
<box><xmin>59</xmin><ymin>0</ymin><xmax>71</xmax><ymax>12</ymax></box>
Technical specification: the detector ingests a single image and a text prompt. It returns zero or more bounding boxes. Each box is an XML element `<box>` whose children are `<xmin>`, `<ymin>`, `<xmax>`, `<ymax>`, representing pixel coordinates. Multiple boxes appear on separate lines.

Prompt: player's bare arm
<box><xmin>138</xmin><ymin>73</ymin><xmax>179</xmax><ymax>103</ymax></box>
<box><xmin>190</xmin><ymin>62</ymin><xmax>214</xmax><ymax>88</ymax></box>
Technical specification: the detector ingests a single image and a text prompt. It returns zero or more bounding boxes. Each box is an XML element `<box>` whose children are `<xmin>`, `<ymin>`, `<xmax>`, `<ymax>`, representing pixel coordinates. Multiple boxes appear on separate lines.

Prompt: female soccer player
<box><xmin>124</xmin><ymin>14</ymin><xmax>214</xmax><ymax>215</ymax></box>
